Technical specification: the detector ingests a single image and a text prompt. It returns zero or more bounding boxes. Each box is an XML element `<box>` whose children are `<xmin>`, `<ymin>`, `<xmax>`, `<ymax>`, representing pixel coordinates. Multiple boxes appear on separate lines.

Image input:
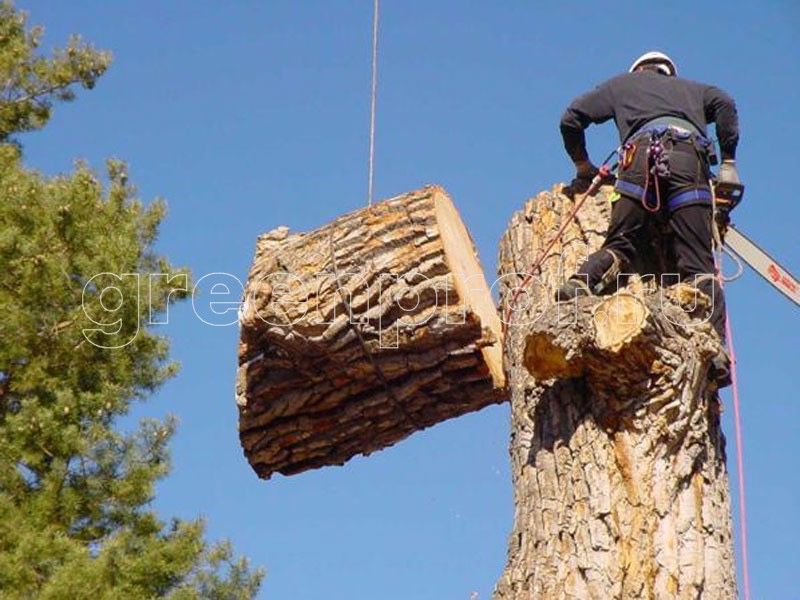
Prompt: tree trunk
<box><xmin>493</xmin><ymin>184</ymin><xmax>737</xmax><ymax>599</ymax></box>
<box><xmin>237</xmin><ymin>185</ymin><xmax>505</xmax><ymax>479</ymax></box>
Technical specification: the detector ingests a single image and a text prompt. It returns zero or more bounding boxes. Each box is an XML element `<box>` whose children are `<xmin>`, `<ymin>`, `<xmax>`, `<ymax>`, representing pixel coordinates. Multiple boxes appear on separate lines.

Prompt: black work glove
<box><xmin>563</xmin><ymin>160</ymin><xmax>599</xmax><ymax>199</ymax></box>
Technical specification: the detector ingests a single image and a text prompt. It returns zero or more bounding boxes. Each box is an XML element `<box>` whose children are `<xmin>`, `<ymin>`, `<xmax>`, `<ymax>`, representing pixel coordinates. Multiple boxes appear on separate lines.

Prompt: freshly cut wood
<box><xmin>523</xmin><ymin>292</ymin><xmax>652</xmax><ymax>379</ymax></box>
<box><xmin>494</xmin><ymin>184</ymin><xmax>736</xmax><ymax>599</ymax></box>
<box><xmin>237</xmin><ymin>185</ymin><xmax>506</xmax><ymax>479</ymax></box>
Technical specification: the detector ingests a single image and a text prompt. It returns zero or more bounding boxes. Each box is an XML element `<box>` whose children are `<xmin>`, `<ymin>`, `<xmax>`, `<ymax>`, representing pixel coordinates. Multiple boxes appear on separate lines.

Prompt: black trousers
<box><xmin>577</xmin><ymin>196</ymin><xmax>726</xmax><ymax>339</ymax></box>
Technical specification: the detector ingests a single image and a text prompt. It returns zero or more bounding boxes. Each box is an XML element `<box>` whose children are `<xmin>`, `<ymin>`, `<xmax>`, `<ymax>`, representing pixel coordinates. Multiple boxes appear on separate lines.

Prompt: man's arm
<box><xmin>703</xmin><ymin>86</ymin><xmax>739</xmax><ymax>160</ymax></box>
<box><xmin>559</xmin><ymin>82</ymin><xmax>616</xmax><ymax>164</ymax></box>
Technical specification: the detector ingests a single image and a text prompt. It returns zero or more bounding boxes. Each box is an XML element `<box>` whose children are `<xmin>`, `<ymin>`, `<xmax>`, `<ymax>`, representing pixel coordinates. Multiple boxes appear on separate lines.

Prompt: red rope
<box><xmin>717</xmin><ymin>257</ymin><xmax>751</xmax><ymax>600</ymax></box>
<box><xmin>723</xmin><ymin>301</ymin><xmax>751</xmax><ymax>600</ymax></box>
<box><xmin>502</xmin><ymin>162</ymin><xmax>617</xmax><ymax>330</ymax></box>
<box><xmin>502</xmin><ymin>175</ymin><xmax>600</xmax><ymax>330</ymax></box>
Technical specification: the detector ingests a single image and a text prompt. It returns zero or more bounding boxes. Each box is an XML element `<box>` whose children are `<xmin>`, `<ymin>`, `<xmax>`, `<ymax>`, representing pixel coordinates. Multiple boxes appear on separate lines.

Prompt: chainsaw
<box><xmin>714</xmin><ymin>180</ymin><xmax>799</xmax><ymax>307</ymax></box>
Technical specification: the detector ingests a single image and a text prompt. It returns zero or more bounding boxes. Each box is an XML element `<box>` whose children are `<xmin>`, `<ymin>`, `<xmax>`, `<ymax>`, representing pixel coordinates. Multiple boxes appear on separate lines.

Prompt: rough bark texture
<box><xmin>237</xmin><ymin>185</ymin><xmax>505</xmax><ymax>479</ymax></box>
<box><xmin>494</xmin><ymin>184</ymin><xmax>736</xmax><ymax>599</ymax></box>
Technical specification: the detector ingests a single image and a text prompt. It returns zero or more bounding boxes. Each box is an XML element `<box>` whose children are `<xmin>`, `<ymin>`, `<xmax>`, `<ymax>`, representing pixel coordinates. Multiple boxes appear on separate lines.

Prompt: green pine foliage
<box><xmin>0</xmin><ymin>2</ymin><xmax>110</xmax><ymax>142</ymax></box>
<box><xmin>0</xmin><ymin>3</ymin><xmax>263</xmax><ymax>598</ymax></box>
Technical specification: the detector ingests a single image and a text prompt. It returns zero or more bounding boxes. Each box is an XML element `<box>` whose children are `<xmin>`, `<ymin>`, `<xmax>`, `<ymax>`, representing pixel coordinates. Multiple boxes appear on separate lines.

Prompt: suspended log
<box><xmin>237</xmin><ymin>185</ymin><xmax>506</xmax><ymax>479</ymax></box>
<box><xmin>494</xmin><ymin>184</ymin><xmax>736</xmax><ymax>599</ymax></box>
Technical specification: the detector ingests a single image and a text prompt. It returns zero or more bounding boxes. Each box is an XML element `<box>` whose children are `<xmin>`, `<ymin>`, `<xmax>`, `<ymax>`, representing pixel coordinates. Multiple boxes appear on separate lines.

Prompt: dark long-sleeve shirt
<box><xmin>560</xmin><ymin>70</ymin><xmax>739</xmax><ymax>162</ymax></box>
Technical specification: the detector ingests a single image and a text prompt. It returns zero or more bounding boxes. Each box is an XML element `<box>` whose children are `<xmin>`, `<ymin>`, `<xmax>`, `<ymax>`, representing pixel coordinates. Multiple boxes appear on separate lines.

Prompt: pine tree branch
<box><xmin>7</xmin><ymin>82</ymin><xmax>70</xmax><ymax>106</ymax></box>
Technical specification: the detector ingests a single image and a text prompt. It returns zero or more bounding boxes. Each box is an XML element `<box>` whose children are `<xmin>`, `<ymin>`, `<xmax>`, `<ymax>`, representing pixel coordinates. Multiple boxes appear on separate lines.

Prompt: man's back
<box><xmin>561</xmin><ymin>69</ymin><xmax>738</xmax><ymax>161</ymax></box>
<box><xmin>602</xmin><ymin>71</ymin><xmax>715</xmax><ymax>138</ymax></box>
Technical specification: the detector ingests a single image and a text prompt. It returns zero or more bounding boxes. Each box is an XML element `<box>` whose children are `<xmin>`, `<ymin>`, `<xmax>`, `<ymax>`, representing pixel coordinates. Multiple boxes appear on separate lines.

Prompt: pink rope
<box><xmin>502</xmin><ymin>167</ymin><xmax>610</xmax><ymax>329</ymax></box>
<box><xmin>502</xmin><ymin>187</ymin><xmax>592</xmax><ymax>328</ymax></box>
<box><xmin>723</xmin><ymin>307</ymin><xmax>751</xmax><ymax>600</ymax></box>
<box><xmin>717</xmin><ymin>250</ymin><xmax>751</xmax><ymax>600</ymax></box>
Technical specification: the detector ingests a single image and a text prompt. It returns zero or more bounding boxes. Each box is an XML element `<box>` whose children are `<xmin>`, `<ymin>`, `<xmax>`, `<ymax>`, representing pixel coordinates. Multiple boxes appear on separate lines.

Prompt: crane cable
<box><xmin>367</xmin><ymin>0</ymin><xmax>380</xmax><ymax>206</ymax></box>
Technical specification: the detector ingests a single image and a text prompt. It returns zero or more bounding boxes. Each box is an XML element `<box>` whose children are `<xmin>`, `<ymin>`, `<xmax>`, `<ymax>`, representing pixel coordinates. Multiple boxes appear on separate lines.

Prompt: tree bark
<box><xmin>494</xmin><ymin>184</ymin><xmax>737</xmax><ymax>599</ymax></box>
<box><xmin>237</xmin><ymin>185</ymin><xmax>505</xmax><ymax>479</ymax></box>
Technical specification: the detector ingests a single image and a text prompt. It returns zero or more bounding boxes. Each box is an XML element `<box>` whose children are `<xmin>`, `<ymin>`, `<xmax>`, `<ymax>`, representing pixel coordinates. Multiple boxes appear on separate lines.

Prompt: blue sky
<box><xmin>19</xmin><ymin>1</ymin><xmax>799</xmax><ymax>598</ymax></box>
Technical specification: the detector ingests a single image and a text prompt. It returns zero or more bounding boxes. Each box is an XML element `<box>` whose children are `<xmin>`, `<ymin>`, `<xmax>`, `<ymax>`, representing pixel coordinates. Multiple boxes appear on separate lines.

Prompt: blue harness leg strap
<box><xmin>615</xmin><ymin>180</ymin><xmax>712</xmax><ymax>211</ymax></box>
<box><xmin>667</xmin><ymin>187</ymin><xmax>712</xmax><ymax>211</ymax></box>
<box><xmin>615</xmin><ymin>178</ymin><xmax>656</xmax><ymax>206</ymax></box>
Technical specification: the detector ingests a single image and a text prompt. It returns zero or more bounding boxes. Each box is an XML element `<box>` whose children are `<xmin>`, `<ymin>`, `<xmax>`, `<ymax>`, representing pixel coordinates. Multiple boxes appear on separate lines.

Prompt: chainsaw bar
<box><xmin>725</xmin><ymin>225</ymin><xmax>800</xmax><ymax>306</ymax></box>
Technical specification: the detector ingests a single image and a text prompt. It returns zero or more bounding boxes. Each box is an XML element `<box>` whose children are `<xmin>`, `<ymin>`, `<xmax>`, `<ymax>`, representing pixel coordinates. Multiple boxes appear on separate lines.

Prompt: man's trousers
<box><xmin>576</xmin><ymin>196</ymin><xmax>726</xmax><ymax>339</ymax></box>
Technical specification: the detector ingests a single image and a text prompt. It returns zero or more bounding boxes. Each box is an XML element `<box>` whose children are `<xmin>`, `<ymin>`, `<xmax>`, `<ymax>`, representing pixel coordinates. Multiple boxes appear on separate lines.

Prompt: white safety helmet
<box><xmin>629</xmin><ymin>51</ymin><xmax>677</xmax><ymax>76</ymax></box>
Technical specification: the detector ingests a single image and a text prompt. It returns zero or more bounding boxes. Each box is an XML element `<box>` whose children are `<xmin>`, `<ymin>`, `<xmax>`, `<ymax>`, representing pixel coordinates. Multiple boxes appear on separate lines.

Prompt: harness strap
<box><xmin>616</xmin><ymin>178</ymin><xmax>655</xmax><ymax>203</ymax></box>
<box><xmin>632</xmin><ymin>117</ymin><xmax>718</xmax><ymax>166</ymax></box>
<box><xmin>667</xmin><ymin>187</ymin><xmax>713</xmax><ymax>210</ymax></box>
<box><xmin>632</xmin><ymin>115</ymin><xmax>705</xmax><ymax>141</ymax></box>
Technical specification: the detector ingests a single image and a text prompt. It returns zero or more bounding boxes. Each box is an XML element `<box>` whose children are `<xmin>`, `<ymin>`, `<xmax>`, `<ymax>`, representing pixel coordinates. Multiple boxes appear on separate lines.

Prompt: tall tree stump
<box><xmin>237</xmin><ymin>185</ymin><xmax>505</xmax><ymax>479</ymax></box>
<box><xmin>494</xmin><ymin>185</ymin><xmax>736</xmax><ymax>599</ymax></box>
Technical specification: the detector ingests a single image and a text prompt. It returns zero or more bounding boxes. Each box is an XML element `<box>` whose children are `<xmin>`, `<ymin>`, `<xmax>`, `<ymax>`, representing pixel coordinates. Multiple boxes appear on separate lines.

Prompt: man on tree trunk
<box><xmin>555</xmin><ymin>51</ymin><xmax>741</xmax><ymax>387</ymax></box>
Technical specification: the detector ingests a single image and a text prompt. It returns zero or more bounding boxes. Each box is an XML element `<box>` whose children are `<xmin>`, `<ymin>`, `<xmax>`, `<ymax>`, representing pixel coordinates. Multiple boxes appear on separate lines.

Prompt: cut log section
<box><xmin>523</xmin><ymin>292</ymin><xmax>653</xmax><ymax>381</ymax></box>
<box><xmin>237</xmin><ymin>185</ymin><xmax>506</xmax><ymax>479</ymax></box>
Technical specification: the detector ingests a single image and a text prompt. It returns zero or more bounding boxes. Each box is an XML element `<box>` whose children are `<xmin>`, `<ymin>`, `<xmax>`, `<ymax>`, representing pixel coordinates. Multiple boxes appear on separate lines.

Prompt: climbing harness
<box><xmin>616</xmin><ymin>119</ymin><xmax>717</xmax><ymax>214</ymax></box>
<box><xmin>502</xmin><ymin>149</ymin><xmax>618</xmax><ymax>330</ymax></box>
